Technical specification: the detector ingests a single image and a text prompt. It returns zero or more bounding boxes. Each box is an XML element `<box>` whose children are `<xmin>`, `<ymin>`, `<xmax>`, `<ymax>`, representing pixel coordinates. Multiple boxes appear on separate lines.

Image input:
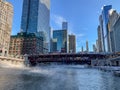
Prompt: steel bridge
<box><xmin>28</xmin><ymin>53</ymin><xmax>106</xmax><ymax>66</ymax></box>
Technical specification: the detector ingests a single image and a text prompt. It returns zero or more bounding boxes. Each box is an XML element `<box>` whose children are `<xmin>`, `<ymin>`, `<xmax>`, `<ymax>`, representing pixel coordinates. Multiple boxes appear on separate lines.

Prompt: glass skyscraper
<box><xmin>21</xmin><ymin>0</ymin><xmax>50</xmax><ymax>53</ymax></box>
<box><xmin>102</xmin><ymin>5</ymin><xmax>112</xmax><ymax>52</ymax></box>
<box><xmin>53</xmin><ymin>30</ymin><xmax>68</xmax><ymax>53</ymax></box>
<box><xmin>62</xmin><ymin>22</ymin><xmax>68</xmax><ymax>30</ymax></box>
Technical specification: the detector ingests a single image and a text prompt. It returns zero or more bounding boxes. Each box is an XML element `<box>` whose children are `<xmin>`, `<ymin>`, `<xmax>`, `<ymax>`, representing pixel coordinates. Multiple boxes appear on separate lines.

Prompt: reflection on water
<box><xmin>0</xmin><ymin>65</ymin><xmax>120</xmax><ymax>90</ymax></box>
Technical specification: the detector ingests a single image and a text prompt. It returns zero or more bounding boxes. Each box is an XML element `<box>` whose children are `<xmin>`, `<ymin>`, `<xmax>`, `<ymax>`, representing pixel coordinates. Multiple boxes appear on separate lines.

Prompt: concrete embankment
<box><xmin>92</xmin><ymin>66</ymin><xmax>120</xmax><ymax>77</ymax></box>
<box><xmin>91</xmin><ymin>56</ymin><xmax>120</xmax><ymax>76</ymax></box>
<box><xmin>0</xmin><ymin>56</ymin><xmax>28</xmax><ymax>68</ymax></box>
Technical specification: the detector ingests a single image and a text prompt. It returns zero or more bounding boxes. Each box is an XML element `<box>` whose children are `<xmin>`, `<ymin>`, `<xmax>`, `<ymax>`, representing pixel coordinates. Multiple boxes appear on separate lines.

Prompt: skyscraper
<box><xmin>69</xmin><ymin>34</ymin><xmax>76</xmax><ymax>53</ymax></box>
<box><xmin>99</xmin><ymin>15</ymin><xmax>105</xmax><ymax>52</ymax></box>
<box><xmin>81</xmin><ymin>46</ymin><xmax>84</xmax><ymax>52</ymax></box>
<box><xmin>102</xmin><ymin>5</ymin><xmax>112</xmax><ymax>52</ymax></box>
<box><xmin>86</xmin><ymin>40</ymin><xmax>89</xmax><ymax>52</ymax></box>
<box><xmin>62</xmin><ymin>22</ymin><xmax>68</xmax><ymax>30</ymax></box>
<box><xmin>96</xmin><ymin>40</ymin><xmax>99</xmax><ymax>52</ymax></box>
<box><xmin>53</xmin><ymin>30</ymin><xmax>68</xmax><ymax>53</ymax></box>
<box><xmin>113</xmin><ymin>16</ymin><xmax>120</xmax><ymax>52</ymax></box>
<box><xmin>21</xmin><ymin>0</ymin><xmax>50</xmax><ymax>53</ymax></box>
<box><xmin>0</xmin><ymin>0</ymin><xmax>13</xmax><ymax>56</ymax></box>
<box><xmin>93</xmin><ymin>44</ymin><xmax>97</xmax><ymax>53</ymax></box>
<box><xmin>50</xmin><ymin>38</ymin><xmax>57</xmax><ymax>52</ymax></box>
<box><xmin>97</xmin><ymin>25</ymin><xmax>102</xmax><ymax>52</ymax></box>
<box><xmin>108</xmin><ymin>9</ymin><xmax>119</xmax><ymax>52</ymax></box>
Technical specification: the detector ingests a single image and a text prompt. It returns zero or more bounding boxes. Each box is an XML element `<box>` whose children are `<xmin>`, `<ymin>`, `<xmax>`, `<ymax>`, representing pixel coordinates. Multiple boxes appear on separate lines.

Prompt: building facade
<box><xmin>113</xmin><ymin>16</ymin><xmax>120</xmax><ymax>52</ymax></box>
<box><xmin>53</xmin><ymin>30</ymin><xmax>68</xmax><ymax>53</ymax></box>
<box><xmin>96</xmin><ymin>40</ymin><xmax>99</xmax><ymax>52</ymax></box>
<box><xmin>69</xmin><ymin>35</ymin><xmax>76</xmax><ymax>53</ymax></box>
<box><xmin>97</xmin><ymin>25</ymin><xmax>103</xmax><ymax>52</ymax></box>
<box><xmin>0</xmin><ymin>0</ymin><xmax>13</xmax><ymax>56</ymax></box>
<box><xmin>50</xmin><ymin>38</ymin><xmax>57</xmax><ymax>52</ymax></box>
<box><xmin>21</xmin><ymin>0</ymin><xmax>50</xmax><ymax>53</ymax></box>
<box><xmin>99</xmin><ymin>15</ymin><xmax>105</xmax><ymax>52</ymax></box>
<box><xmin>86</xmin><ymin>40</ymin><xmax>89</xmax><ymax>52</ymax></box>
<box><xmin>107</xmin><ymin>9</ymin><xmax>119</xmax><ymax>52</ymax></box>
<box><xmin>62</xmin><ymin>22</ymin><xmax>68</xmax><ymax>30</ymax></box>
<box><xmin>102</xmin><ymin>5</ymin><xmax>112</xmax><ymax>52</ymax></box>
<box><xmin>9</xmin><ymin>32</ymin><xmax>43</xmax><ymax>56</ymax></box>
<box><xmin>81</xmin><ymin>46</ymin><xmax>84</xmax><ymax>52</ymax></box>
<box><xmin>93</xmin><ymin>44</ymin><xmax>97</xmax><ymax>53</ymax></box>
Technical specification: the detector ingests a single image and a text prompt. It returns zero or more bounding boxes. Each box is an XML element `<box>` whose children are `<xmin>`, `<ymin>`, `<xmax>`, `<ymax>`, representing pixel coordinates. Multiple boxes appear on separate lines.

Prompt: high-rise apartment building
<box><xmin>102</xmin><ymin>5</ymin><xmax>112</xmax><ymax>52</ymax></box>
<box><xmin>21</xmin><ymin>0</ymin><xmax>50</xmax><ymax>53</ymax></box>
<box><xmin>0</xmin><ymin>0</ymin><xmax>13</xmax><ymax>56</ymax></box>
<box><xmin>69</xmin><ymin>34</ymin><xmax>76</xmax><ymax>53</ymax></box>
<box><xmin>53</xmin><ymin>30</ymin><xmax>68</xmax><ymax>53</ymax></box>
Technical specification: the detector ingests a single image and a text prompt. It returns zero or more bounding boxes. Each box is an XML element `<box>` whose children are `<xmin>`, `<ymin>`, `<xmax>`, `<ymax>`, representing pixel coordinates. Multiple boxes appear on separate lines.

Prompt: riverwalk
<box><xmin>92</xmin><ymin>66</ymin><xmax>120</xmax><ymax>77</ymax></box>
<box><xmin>0</xmin><ymin>55</ymin><xmax>29</xmax><ymax>68</ymax></box>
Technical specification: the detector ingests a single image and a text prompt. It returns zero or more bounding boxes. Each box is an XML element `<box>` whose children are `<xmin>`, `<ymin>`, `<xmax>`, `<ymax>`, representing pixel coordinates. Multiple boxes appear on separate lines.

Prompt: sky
<box><xmin>7</xmin><ymin>0</ymin><xmax>120</xmax><ymax>52</ymax></box>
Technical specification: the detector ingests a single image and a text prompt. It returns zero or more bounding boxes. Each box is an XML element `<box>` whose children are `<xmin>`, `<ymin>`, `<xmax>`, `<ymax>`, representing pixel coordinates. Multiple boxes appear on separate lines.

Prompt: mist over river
<box><xmin>0</xmin><ymin>65</ymin><xmax>120</xmax><ymax>90</ymax></box>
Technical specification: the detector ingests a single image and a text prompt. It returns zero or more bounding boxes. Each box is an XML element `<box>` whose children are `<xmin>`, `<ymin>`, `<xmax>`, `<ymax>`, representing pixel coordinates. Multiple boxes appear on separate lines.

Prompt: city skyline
<box><xmin>8</xmin><ymin>0</ymin><xmax>120</xmax><ymax>52</ymax></box>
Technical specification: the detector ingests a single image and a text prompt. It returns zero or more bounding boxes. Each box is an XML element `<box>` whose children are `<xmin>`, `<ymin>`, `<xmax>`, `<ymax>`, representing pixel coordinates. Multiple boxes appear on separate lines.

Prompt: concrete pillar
<box><xmin>24</xmin><ymin>54</ymin><xmax>30</xmax><ymax>67</ymax></box>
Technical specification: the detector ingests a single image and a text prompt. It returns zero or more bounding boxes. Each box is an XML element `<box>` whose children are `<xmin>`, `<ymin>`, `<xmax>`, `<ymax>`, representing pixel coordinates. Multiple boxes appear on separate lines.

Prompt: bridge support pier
<box><xmin>24</xmin><ymin>54</ymin><xmax>30</xmax><ymax>67</ymax></box>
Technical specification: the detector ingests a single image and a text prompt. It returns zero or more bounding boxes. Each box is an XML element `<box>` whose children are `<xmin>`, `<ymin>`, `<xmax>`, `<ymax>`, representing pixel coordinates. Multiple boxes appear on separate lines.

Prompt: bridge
<box><xmin>28</xmin><ymin>53</ymin><xmax>106</xmax><ymax>66</ymax></box>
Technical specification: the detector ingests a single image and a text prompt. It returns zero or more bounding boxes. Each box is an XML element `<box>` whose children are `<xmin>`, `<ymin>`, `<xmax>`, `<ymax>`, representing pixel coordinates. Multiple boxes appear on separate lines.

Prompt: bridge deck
<box><xmin>28</xmin><ymin>53</ymin><xmax>106</xmax><ymax>65</ymax></box>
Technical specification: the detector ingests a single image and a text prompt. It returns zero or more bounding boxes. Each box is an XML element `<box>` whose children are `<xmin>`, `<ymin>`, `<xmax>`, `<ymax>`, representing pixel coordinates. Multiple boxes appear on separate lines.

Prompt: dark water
<box><xmin>0</xmin><ymin>65</ymin><xmax>120</xmax><ymax>90</ymax></box>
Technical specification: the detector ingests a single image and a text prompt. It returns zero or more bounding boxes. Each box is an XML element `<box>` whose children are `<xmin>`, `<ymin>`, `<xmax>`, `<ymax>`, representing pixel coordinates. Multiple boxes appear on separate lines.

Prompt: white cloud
<box><xmin>51</xmin><ymin>14</ymin><xmax>66</xmax><ymax>28</ymax></box>
<box><xmin>82</xmin><ymin>27</ymin><xmax>88</xmax><ymax>31</ymax></box>
<box><xmin>76</xmin><ymin>34</ymin><xmax>85</xmax><ymax>37</ymax></box>
<box><xmin>40</xmin><ymin>0</ymin><xmax>50</xmax><ymax>9</ymax></box>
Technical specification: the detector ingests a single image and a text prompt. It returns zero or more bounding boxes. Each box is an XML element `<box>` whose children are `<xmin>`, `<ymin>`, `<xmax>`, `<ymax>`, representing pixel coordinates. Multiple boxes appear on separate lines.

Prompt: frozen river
<box><xmin>0</xmin><ymin>65</ymin><xmax>120</xmax><ymax>90</ymax></box>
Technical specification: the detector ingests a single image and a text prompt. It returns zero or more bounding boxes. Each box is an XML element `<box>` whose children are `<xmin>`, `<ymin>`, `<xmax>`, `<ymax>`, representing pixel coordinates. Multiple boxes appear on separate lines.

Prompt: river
<box><xmin>0</xmin><ymin>65</ymin><xmax>120</xmax><ymax>90</ymax></box>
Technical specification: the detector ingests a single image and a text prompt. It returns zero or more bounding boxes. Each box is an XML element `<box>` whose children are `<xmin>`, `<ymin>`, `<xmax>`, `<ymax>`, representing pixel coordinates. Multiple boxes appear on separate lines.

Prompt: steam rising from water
<box><xmin>0</xmin><ymin>65</ymin><xmax>120</xmax><ymax>90</ymax></box>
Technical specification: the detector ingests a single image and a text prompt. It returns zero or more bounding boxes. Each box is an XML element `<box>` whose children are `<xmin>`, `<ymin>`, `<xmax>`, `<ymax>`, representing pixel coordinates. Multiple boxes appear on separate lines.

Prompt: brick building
<box><xmin>9</xmin><ymin>32</ymin><xmax>43</xmax><ymax>56</ymax></box>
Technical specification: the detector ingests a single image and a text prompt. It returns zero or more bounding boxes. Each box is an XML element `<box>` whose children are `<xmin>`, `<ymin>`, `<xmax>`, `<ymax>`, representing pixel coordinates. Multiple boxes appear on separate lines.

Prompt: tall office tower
<box><xmin>0</xmin><ymin>0</ymin><xmax>13</xmax><ymax>56</ymax></box>
<box><xmin>62</xmin><ymin>22</ymin><xmax>68</xmax><ymax>30</ymax></box>
<box><xmin>50</xmin><ymin>38</ymin><xmax>57</xmax><ymax>52</ymax></box>
<box><xmin>81</xmin><ymin>46</ymin><xmax>84</xmax><ymax>52</ymax></box>
<box><xmin>53</xmin><ymin>30</ymin><xmax>68</xmax><ymax>53</ymax></box>
<box><xmin>99</xmin><ymin>15</ymin><xmax>105</xmax><ymax>52</ymax></box>
<box><xmin>102</xmin><ymin>5</ymin><xmax>112</xmax><ymax>52</ymax></box>
<box><xmin>97</xmin><ymin>25</ymin><xmax>103</xmax><ymax>52</ymax></box>
<box><xmin>112</xmin><ymin>15</ymin><xmax>120</xmax><ymax>52</ymax></box>
<box><xmin>21</xmin><ymin>0</ymin><xmax>50</xmax><ymax>53</ymax></box>
<box><xmin>108</xmin><ymin>9</ymin><xmax>119</xmax><ymax>52</ymax></box>
<box><xmin>69</xmin><ymin>34</ymin><xmax>76</xmax><ymax>53</ymax></box>
<box><xmin>93</xmin><ymin>44</ymin><xmax>97</xmax><ymax>52</ymax></box>
<box><xmin>86</xmin><ymin>40</ymin><xmax>89</xmax><ymax>52</ymax></box>
<box><xmin>96</xmin><ymin>40</ymin><xmax>99</xmax><ymax>52</ymax></box>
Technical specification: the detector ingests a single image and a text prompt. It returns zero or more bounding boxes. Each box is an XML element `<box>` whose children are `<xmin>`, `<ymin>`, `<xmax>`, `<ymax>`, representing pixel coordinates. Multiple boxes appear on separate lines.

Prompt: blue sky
<box><xmin>8</xmin><ymin>0</ymin><xmax>120</xmax><ymax>52</ymax></box>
